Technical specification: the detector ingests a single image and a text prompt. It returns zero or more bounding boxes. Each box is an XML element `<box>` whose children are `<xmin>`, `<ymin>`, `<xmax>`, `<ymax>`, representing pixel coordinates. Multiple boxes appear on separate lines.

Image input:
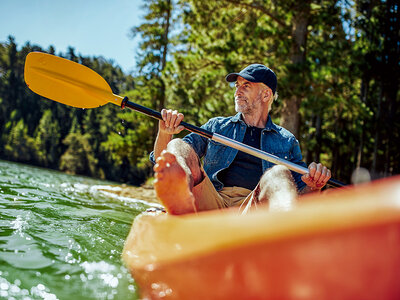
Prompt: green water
<box><xmin>0</xmin><ymin>160</ymin><xmax>159</xmax><ymax>300</ymax></box>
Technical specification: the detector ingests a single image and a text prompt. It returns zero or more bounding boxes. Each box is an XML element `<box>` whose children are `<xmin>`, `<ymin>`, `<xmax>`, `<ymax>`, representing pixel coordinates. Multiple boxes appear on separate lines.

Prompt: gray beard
<box><xmin>235</xmin><ymin>97</ymin><xmax>261</xmax><ymax>115</ymax></box>
<box><xmin>235</xmin><ymin>103</ymin><xmax>250</xmax><ymax>114</ymax></box>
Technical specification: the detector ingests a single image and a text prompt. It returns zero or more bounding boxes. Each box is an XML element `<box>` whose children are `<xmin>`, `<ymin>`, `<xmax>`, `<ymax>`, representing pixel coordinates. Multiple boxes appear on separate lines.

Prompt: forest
<box><xmin>0</xmin><ymin>0</ymin><xmax>399</xmax><ymax>186</ymax></box>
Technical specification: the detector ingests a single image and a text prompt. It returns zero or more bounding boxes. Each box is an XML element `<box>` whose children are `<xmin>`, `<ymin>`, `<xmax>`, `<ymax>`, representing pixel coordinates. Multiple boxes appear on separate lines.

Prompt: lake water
<box><xmin>0</xmin><ymin>160</ymin><xmax>160</xmax><ymax>299</ymax></box>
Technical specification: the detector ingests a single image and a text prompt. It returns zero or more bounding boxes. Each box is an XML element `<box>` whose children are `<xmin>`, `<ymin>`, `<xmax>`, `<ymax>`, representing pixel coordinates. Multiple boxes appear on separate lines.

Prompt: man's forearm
<box><xmin>154</xmin><ymin>132</ymin><xmax>173</xmax><ymax>160</ymax></box>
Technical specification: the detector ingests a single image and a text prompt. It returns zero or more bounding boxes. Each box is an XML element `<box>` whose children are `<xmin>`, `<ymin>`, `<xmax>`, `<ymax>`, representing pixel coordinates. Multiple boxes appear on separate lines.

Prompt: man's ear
<box><xmin>263</xmin><ymin>89</ymin><xmax>271</xmax><ymax>102</ymax></box>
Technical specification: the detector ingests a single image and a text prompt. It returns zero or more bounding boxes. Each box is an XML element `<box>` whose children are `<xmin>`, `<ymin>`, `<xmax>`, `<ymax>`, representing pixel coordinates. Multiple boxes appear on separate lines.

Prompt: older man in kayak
<box><xmin>150</xmin><ymin>64</ymin><xmax>331</xmax><ymax>214</ymax></box>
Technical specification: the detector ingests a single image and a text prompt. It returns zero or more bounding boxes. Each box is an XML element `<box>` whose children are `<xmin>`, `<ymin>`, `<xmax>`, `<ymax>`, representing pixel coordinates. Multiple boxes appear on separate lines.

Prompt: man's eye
<box><xmin>235</xmin><ymin>83</ymin><xmax>249</xmax><ymax>88</ymax></box>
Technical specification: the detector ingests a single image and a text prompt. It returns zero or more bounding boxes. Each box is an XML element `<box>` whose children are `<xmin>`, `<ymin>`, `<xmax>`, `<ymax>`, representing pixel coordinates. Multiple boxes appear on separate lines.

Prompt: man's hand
<box><xmin>159</xmin><ymin>109</ymin><xmax>185</xmax><ymax>135</ymax></box>
<box><xmin>301</xmin><ymin>162</ymin><xmax>331</xmax><ymax>191</ymax></box>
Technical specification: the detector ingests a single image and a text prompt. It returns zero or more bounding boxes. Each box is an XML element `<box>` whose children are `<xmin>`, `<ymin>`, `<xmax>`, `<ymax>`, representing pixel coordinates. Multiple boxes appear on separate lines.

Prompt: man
<box><xmin>150</xmin><ymin>64</ymin><xmax>331</xmax><ymax>214</ymax></box>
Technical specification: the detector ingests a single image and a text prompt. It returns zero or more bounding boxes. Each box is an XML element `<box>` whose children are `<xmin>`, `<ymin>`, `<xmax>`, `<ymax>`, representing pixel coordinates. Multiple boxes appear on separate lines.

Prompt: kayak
<box><xmin>122</xmin><ymin>176</ymin><xmax>400</xmax><ymax>300</ymax></box>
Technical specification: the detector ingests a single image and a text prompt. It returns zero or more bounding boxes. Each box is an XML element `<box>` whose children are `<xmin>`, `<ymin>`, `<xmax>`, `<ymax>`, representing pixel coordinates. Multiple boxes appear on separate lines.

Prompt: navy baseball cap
<box><xmin>226</xmin><ymin>64</ymin><xmax>277</xmax><ymax>94</ymax></box>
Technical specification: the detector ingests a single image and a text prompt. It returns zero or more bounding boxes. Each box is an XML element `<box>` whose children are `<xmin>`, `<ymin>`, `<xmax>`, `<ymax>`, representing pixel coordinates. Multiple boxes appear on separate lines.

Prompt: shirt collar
<box><xmin>231</xmin><ymin>112</ymin><xmax>243</xmax><ymax>123</ymax></box>
<box><xmin>231</xmin><ymin>113</ymin><xmax>278</xmax><ymax>133</ymax></box>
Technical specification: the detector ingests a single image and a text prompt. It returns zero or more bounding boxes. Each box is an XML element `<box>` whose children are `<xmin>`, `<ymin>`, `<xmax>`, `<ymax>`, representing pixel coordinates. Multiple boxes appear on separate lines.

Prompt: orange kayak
<box><xmin>123</xmin><ymin>177</ymin><xmax>400</xmax><ymax>300</ymax></box>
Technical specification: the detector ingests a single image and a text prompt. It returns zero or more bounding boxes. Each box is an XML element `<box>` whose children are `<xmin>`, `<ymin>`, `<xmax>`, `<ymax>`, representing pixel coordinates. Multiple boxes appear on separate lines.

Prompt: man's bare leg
<box><xmin>258</xmin><ymin>165</ymin><xmax>297</xmax><ymax>211</ymax></box>
<box><xmin>153</xmin><ymin>139</ymin><xmax>203</xmax><ymax>215</ymax></box>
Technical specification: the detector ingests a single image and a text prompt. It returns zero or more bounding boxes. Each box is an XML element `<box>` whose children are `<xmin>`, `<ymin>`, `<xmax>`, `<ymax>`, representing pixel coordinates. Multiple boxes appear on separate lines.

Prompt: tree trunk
<box><xmin>314</xmin><ymin>113</ymin><xmax>322</xmax><ymax>162</ymax></box>
<box><xmin>281</xmin><ymin>95</ymin><xmax>301</xmax><ymax>137</ymax></box>
<box><xmin>158</xmin><ymin>0</ymin><xmax>171</xmax><ymax>112</ymax></box>
<box><xmin>371</xmin><ymin>83</ymin><xmax>383</xmax><ymax>174</ymax></box>
<box><xmin>356</xmin><ymin>78</ymin><xmax>369</xmax><ymax>168</ymax></box>
<box><xmin>381</xmin><ymin>0</ymin><xmax>399</xmax><ymax>176</ymax></box>
<box><xmin>280</xmin><ymin>1</ymin><xmax>310</xmax><ymax>138</ymax></box>
<box><xmin>151</xmin><ymin>0</ymin><xmax>172</xmax><ymax>141</ymax></box>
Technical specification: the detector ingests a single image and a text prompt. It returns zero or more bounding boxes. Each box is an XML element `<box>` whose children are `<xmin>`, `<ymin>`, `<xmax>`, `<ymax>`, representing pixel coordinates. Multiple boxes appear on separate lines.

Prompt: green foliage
<box><xmin>59</xmin><ymin>129</ymin><xmax>101</xmax><ymax>178</ymax></box>
<box><xmin>0</xmin><ymin>38</ymin><xmax>137</xmax><ymax>184</ymax></box>
<box><xmin>34</xmin><ymin>109</ymin><xmax>61</xmax><ymax>167</ymax></box>
<box><xmin>4</xmin><ymin>119</ymin><xmax>35</xmax><ymax>162</ymax></box>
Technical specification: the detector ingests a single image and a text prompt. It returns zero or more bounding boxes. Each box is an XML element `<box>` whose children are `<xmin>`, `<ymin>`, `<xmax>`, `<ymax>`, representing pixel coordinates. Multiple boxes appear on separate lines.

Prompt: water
<box><xmin>0</xmin><ymin>160</ymin><xmax>159</xmax><ymax>299</ymax></box>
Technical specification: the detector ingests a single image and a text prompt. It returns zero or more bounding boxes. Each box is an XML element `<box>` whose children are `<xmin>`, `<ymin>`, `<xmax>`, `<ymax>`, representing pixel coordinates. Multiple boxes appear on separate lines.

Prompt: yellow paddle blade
<box><xmin>24</xmin><ymin>52</ymin><xmax>123</xmax><ymax>108</ymax></box>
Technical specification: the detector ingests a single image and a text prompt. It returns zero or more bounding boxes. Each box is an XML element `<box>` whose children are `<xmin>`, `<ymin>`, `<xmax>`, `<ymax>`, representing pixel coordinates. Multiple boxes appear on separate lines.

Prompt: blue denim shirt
<box><xmin>150</xmin><ymin>113</ymin><xmax>307</xmax><ymax>191</ymax></box>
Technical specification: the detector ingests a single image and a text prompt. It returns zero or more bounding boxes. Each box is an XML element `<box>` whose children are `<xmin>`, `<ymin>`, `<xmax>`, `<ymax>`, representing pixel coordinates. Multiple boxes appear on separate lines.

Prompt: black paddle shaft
<box><xmin>121</xmin><ymin>97</ymin><xmax>213</xmax><ymax>139</ymax></box>
<box><xmin>120</xmin><ymin>97</ymin><xmax>345</xmax><ymax>188</ymax></box>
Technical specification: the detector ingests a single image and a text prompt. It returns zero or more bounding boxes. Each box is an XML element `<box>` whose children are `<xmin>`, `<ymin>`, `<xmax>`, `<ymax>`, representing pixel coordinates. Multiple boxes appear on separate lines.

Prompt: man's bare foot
<box><xmin>154</xmin><ymin>151</ymin><xmax>197</xmax><ymax>215</ymax></box>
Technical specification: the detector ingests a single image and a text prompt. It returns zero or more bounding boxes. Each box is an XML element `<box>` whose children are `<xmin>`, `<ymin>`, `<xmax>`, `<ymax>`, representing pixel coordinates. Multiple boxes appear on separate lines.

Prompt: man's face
<box><xmin>234</xmin><ymin>76</ymin><xmax>266</xmax><ymax>114</ymax></box>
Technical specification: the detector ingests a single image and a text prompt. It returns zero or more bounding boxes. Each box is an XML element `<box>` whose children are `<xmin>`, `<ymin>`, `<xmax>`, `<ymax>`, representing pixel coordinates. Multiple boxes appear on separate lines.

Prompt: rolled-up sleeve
<box><xmin>182</xmin><ymin>133</ymin><xmax>208</xmax><ymax>158</ymax></box>
<box><xmin>149</xmin><ymin>151</ymin><xmax>156</xmax><ymax>164</ymax></box>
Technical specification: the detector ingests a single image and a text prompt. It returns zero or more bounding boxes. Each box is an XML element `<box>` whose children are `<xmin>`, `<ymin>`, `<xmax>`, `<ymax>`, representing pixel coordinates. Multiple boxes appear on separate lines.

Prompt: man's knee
<box><xmin>259</xmin><ymin>165</ymin><xmax>295</xmax><ymax>192</ymax></box>
<box><xmin>166</xmin><ymin>138</ymin><xmax>203</xmax><ymax>186</ymax></box>
<box><xmin>263</xmin><ymin>165</ymin><xmax>294</xmax><ymax>182</ymax></box>
<box><xmin>166</xmin><ymin>138</ymin><xmax>187</xmax><ymax>151</ymax></box>
<box><xmin>167</xmin><ymin>139</ymin><xmax>197</xmax><ymax>162</ymax></box>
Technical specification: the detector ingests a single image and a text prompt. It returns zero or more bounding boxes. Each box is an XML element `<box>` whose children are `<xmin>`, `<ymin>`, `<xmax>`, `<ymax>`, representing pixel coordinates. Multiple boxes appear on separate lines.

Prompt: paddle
<box><xmin>24</xmin><ymin>52</ymin><xmax>345</xmax><ymax>188</ymax></box>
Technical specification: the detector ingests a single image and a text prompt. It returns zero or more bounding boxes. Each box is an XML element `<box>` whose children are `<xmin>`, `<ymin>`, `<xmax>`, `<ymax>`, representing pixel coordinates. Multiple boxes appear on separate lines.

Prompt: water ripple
<box><xmin>0</xmin><ymin>160</ymin><xmax>150</xmax><ymax>299</ymax></box>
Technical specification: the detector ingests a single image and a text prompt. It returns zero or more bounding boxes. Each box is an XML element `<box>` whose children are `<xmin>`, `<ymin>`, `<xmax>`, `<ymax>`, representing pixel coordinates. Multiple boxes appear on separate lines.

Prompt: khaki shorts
<box><xmin>192</xmin><ymin>168</ymin><xmax>260</xmax><ymax>214</ymax></box>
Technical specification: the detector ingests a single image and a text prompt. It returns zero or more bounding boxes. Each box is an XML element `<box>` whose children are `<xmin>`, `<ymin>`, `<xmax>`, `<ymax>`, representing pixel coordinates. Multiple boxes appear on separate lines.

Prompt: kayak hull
<box><xmin>123</xmin><ymin>177</ymin><xmax>400</xmax><ymax>300</ymax></box>
<box><xmin>131</xmin><ymin>223</ymin><xmax>400</xmax><ymax>300</ymax></box>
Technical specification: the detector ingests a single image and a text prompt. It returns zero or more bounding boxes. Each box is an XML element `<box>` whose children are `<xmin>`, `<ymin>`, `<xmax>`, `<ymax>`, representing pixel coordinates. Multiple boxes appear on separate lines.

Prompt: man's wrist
<box><xmin>157</xmin><ymin>131</ymin><xmax>173</xmax><ymax>140</ymax></box>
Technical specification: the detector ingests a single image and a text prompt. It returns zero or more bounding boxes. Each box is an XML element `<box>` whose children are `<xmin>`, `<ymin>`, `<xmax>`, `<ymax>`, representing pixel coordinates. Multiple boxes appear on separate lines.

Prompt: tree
<box><xmin>131</xmin><ymin>0</ymin><xmax>174</xmax><ymax>112</ymax></box>
<box><xmin>101</xmin><ymin>0</ymin><xmax>178</xmax><ymax>182</ymax></box>
<box><xmin>350</xmin><ymin>0</ymin><xmax>400</xmax><ymax>178</ymax></box>
<box><xmin>168</xmin><ymin>1</ymin><xmax>349</xmax><ymax>135</ymax></box>
<box><xmin>0</xmin><ymin>37</ymin><xmax>139</xmax><ymax>182</ymax></box>
<box><xmin>34</xmin><ymin>109</ymin><xmax>61</xmax><ymax>167</ymax></box>
<box><xmin>4</xmin><ymin>118</ymin><xmax>35</xmax><ymax>162</ymax></box>
<box><xmin>59</xmin><ymin>116</ymin><xmax>101</xmax><ymax>177</ymax></box>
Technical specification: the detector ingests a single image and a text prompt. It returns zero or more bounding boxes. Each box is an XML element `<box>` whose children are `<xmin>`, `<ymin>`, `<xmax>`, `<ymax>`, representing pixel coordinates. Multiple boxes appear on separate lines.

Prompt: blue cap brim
<box><xmin>226</xmin><ymin>73</ymin><xmax>256</xmax><ymax>83</ymax></box>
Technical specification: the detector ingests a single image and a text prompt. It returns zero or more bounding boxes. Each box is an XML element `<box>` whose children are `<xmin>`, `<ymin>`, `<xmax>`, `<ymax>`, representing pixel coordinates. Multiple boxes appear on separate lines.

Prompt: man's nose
<box><xmin>235</xmin><ymin>86</ymin><xmax>242</xmax><ymax>97</ymax></box>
